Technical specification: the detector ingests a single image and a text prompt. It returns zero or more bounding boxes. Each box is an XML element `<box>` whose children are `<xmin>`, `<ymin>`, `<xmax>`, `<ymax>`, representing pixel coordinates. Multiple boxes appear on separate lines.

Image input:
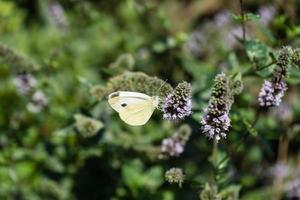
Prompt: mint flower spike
<box><xmin>258</xmin><ymin>80</ymin><xmax>287</xmax><ymax>107</ymax></box>
<box><xmin>165</xmin><ymin>168</ymin><xmax>185</xmax><ymax>187</ymax></box>
<box><xmin>258</xmin><ymin>46</ymin><xmax>293</xmax><ymax>108</ymax></box>
<box><xmin>162</xmin><ymin>82</ymin><xmax>192</xmax><ymax>121</ymax></box>
<box><xmin>201</xmin><ymin>73</ymin><xmax>233</xmax><ymax>141</ymax></box>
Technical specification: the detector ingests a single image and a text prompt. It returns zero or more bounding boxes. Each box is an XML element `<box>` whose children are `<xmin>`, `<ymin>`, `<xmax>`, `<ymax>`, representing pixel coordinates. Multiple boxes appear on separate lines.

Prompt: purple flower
<box><xmin>201</xmin><ymin>104</ymin><xmax>231</xmax><ymax>141</ymax></box>
<box><xmin>48</xmin><ymin>1</ymin><xmax>68</xmax><ymax>30</ymax></box>
<box><xmin>214</xmin><ymin>11</ymin><xmax>231</xmax><ymax>28</ymax></box>
<box><xmin>162</xmin><ymin>82</ymin><xmax>192</xmax><ymax>121</ymax></box>
<box><xmin>258</xmin><ymin>5</ymin><xmax>276</xmax><ymax>25</ymax></box>
<box><xmin>286</xmin><ymin>173</ymin><xmax>300</xmax><ymax>198</ymax></box>
<box><xmin>161</xmin><ymin>138</ymin><xmax>184</xmax><ymax>157</ymax></box>
<box><xmin>258</xmin><ymin>80</ymin><xmax>287</xmax><ymax>107</ymax></box>
<box><xmin>159</xmin><ymin>125</ymin><xmax>191</xmax><ymax>158</ymax></box>
<box><xmin>13</xmin><ymin>73</ymin><xmax>37</xmax><ymax>95</ymax></box>
<box><xmin>258</xmin><ymin>47</ymin><xmax>293</xmax><ymax>108</ymax></box>
<box><xmin>201</xmin><ymin>73</ymin><xmax>233</xmax><ymax>141</ymax></box>
<box><xmin>27</xmin><ymin>90</ymin><xmax>48</xmax><ymax>113</ymax></box>
<box><xmin>269</xmin><ymin>162</ymin><xmax>290</xmax><ymax>180</ymax></box>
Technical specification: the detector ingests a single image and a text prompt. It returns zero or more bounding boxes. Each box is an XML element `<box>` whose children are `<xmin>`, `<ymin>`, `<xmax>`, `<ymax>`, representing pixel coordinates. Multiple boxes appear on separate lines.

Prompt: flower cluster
<box><xmin>286</xmin><ymin>173</ymin><xmax>300</xmax><ymax>198</ymax></box>
<box><xmin>74</xmin><ymin>114</ymin><xmax>104</xmax><ymax>138</ymax></box>
<box><xmin>13</xmin><ymin>73</ymin><xmax>37</xmax><ymax>95</ymax></box>
<box><xmin>159</xmin><ymin>125</ymin><xmax>191</xmax><ymax>158</ymax></box>
<box><xmin>0</xmin><ymin>44</ymin><xmax>38</xmax><ymax>71</ymax></box>
<box><xmin>269</xmin><ymin>162</ymin><xmax>290</xmax><ymax>180</ymax></box>
<box><xmin>13</xmin><ymin>73</ymin><xmax>48</xmax><ymax>113</ymax></box>
<box><xmin>291</xmin><ymin>48</ymin><xmax>300</xmax><ymax>67</ymax></box>
<box><xmin>162</xmin><ymin>82</ymin><xmax>192</xmax><ymax>121</ymax></box>
<box><xmin>90</xmin><ymin>71</ymin><xmax>173</xmax><ymax>100</ymax></box>
<box><xmin>258</xmin><ymin>80</ymin><xmax>287</xmax><ymax>107</ymax></box>
<box><xmin>47</xmin><ymin>1</ymin><xmax>68</xmax><ymax>31</ymax></box>
<box><xmin>258</xmin><ymin>46</ymin><xmax>293</xmax><ymax>108</ymax></box>
<box><xmin>165</xmin><ymin>168</ymin><xmax>185</xmax><ymax>187</ymax></box>
<box><xmin>258</xmin><ymin>5</ymin><xmax>276</xmax><ymax>25</ymax></box>
<box><xmin>201</xmin><ymin>73</ymin><xmax>234</xmax><ymax>141</ymax></box>
<box><xmin>27</xmin><ymin>90</ymin><xmax>49</xmax><ymax>113</ymax></box>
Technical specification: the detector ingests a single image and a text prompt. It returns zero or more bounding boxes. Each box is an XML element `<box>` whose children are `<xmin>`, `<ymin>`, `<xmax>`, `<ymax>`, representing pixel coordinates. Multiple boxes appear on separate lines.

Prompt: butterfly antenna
<box><xmin>157</xmin><ymin>79</ymin><xmax>168</xmax><ymax>94</ymax></box>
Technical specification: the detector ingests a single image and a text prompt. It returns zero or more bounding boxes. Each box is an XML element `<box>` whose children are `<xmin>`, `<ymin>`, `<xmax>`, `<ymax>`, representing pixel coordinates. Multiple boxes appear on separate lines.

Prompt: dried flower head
<box><xmin>90</xmin><ymin>85</ymin><xmax>106</xmax><ymax>101</ymax></box>
<box><xmin>91</xmin><ymin>71</ymin><xmax>173</xmax><ymax>100</ymax></box>
<box><xmin>291</xmin><ymin>48</ymin><xmax>300</xmax><ymax>67</ymax></box>
<box><xmin>27</xmin><ymin>90</ymin><xmax>48</xmax><ymax>113</ymax></box>
<box><xmin>0</xmin><ymin>44</ymin><xmax>39</xmax><ymax>71</ymax></box>
<box><xmin>201</xmin><ymin>73</ymin><xmax>233</xmax><ymax>141</ymax></box>
<box><xmin>74</xmin><ymin>114</ymin><xmax>104</xmax><ymax>138</ymax></box>
<box><xmin>165</xmin><ymin>168</ymin><xmax>185</xmax><ymax>187</ymax></box>
<box><xmin>13</xmin><ymin>73</ymin><xmax>37</xmax><ymax>95</ymax></box>
<box><xmin>162</xmin><ymin>82</ymin><xmax>192</xmax><ymax>121</ymax></box>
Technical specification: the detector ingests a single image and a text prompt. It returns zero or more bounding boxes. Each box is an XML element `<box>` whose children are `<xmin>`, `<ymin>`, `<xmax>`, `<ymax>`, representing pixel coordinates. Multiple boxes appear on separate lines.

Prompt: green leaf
<box><xmin>245</xmin><ymin>13</ymin><xmax>260</xmax><ymax>21</ymax></box>
<box><xmin>245</xmin><ymin>39</ymin><xmax>274</xmax><ymax>74</ymax></box>
<box><xmin>230</xmin><ymin>12</ymin><xmax>260</xmax><ymax>22</ymax></box>
<box><xmin>229</xmin><ymin>72</ymin><xmax>243</xmax><ymax>95</ymax></box>
<box><xmin>242</xmin><ymin>119</ymin><xmax>258</xmax><ymax>137</ymax></box>
<box><xmin>220</xmin><ymin>185</ymin><xmax>241</xmax><ymax>200</ymax></box>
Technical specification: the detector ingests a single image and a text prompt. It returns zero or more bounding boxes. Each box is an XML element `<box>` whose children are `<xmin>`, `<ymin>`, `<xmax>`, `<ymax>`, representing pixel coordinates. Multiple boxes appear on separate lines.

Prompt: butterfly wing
<box><xmin>119</xmin><ymin>100</ymin><xmax>155</xmax><ymax>126</ymax></box>
<box><xmin>108</xmin><ymin>91</ymin><xmax>152</xmax><ymax>112</ymax></box>
<box><xmin>108</xmin><ymin>91</ymin><xmax>158</xmax><ymax>126</ymax></box>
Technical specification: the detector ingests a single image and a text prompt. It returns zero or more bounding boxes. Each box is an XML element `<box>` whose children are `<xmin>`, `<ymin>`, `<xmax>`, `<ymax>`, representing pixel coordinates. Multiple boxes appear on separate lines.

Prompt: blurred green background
<box><xmin>1</xmin><ymin>0</ymin><xmax>300</xmax><ymax>199</ymax></box>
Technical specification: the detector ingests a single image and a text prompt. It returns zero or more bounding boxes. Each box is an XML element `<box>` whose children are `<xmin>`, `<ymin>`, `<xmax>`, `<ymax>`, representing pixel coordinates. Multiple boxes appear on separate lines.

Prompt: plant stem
<box><xmin>216</xmin><ymin>111</ymin><xmax>261</xmax><ymax>168</ymax></box>
<box><xmin>239</xmin><ymin>0</ymin><xmax>246</xmax><ymax>43</ymax></box>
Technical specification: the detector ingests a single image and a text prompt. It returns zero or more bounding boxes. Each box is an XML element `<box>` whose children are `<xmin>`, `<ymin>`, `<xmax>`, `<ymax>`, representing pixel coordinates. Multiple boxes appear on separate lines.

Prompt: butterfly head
<box><xmin>152</xmin><ymin>96</ymin><xmax>159</xmax><ymax>107</ymax></box>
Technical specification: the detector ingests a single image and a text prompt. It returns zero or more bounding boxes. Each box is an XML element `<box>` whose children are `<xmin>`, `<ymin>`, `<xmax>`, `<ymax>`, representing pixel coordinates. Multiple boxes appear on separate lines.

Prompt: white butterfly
<box><xmin>108</xmin><ymin>91</ymin><xmax>159</xmax><ymax>126</ymax></box>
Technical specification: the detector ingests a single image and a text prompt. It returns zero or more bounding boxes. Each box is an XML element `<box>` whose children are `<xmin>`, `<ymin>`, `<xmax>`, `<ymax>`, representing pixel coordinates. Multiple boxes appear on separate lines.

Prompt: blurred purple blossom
<box><xmin>269</xmin><ymin>162</ymin><xmax>290</xmax><ymax>180</ymax></box>
<box><xmin>48</xmin><ymin>1</ymin><xmax>68</xmax><ymax>31</ymax></box>
<box><xmin>286</xmin><ymin>173</ymin><xmax>300</xmax><ymax>198</ymax></box>
<box><xmin>160</xmin><ymin>138</ymin><xmax>184</xmax><ymax>157</ymax></box>
<box><xmin>27</xmin><ymin>90</ymin><xmax>48</xmax><ymax>113</ymax></box>
<box><xmin>13</xmin><ymin>73</ymin><xmax>37</xmax><ymax>95</ymax></box>
<box><xmin>271</xmin><ymin>102</ymin><xmax>293</xmax><ymax>123</ymax></box>
<box><xmin>159</xmin><ymin>125</ymin><xmax>191</xmax><ymax>158</ymax></box>
<box><xmin>214</xmin><ymin>11</ymin><xmax>231</xmax><ymax>28</ymax></box>
<box><xmin>258</xmin><ymin>5</ymin><xmax>276</xmax><ymax>25</ymax></box>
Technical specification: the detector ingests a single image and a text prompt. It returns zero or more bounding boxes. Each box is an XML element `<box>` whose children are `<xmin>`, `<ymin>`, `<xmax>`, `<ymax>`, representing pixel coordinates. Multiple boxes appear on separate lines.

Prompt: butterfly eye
<box><xmin>121</xmin><ymin>103</ymin><xmax>127</xmax><ymax>107</ymax></box>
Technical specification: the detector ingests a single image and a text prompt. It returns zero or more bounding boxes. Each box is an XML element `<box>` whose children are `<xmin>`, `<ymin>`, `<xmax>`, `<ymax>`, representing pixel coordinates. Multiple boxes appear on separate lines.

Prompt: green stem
<box><xmin>216</xmin><ymin>111</ymin><xmax>261</xmax><ymax>168</ymax></box>
<box><xmin>240</xmin><ymin>0</ymin><xmax>246</xmax><ymax>44</ymax></box>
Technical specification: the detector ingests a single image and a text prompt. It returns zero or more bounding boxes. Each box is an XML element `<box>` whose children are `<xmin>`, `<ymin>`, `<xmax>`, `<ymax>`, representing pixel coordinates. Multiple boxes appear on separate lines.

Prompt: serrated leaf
<box><xmin>245</xmin><ymin>39</ymin><xmax>273</xmax><ymax>70</ymax></box>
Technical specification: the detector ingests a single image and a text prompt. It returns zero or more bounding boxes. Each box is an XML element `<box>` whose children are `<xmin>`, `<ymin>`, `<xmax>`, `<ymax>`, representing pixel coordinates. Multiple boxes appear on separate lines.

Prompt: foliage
<box><xmin>1</xmin><ymin>0</ymin><xmax>300</xmax><ymax>199</ymax></box>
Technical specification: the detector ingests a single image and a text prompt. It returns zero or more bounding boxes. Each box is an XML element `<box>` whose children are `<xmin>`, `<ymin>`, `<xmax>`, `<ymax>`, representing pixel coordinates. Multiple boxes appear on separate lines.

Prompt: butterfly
<box><xmin>108</xmin><ymin>91</ymin><xmax>159</xmax><ymax>126</ymax></box>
